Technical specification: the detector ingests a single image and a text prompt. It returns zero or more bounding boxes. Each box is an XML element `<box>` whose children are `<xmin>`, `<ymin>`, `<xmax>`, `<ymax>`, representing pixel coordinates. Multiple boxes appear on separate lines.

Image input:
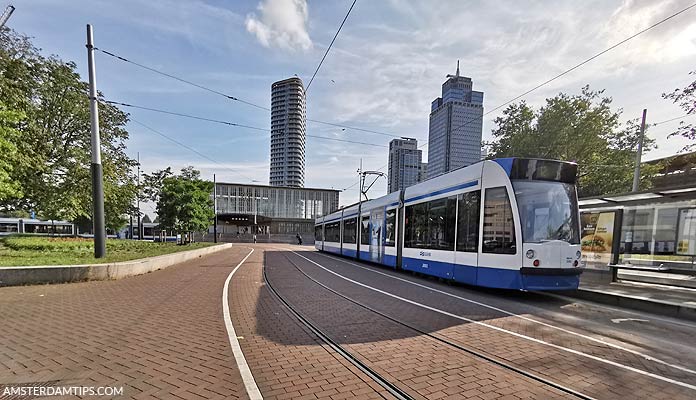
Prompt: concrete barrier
<box><xmin>0</xmin><ymin>243</ymin><xmax>234</xmax><ymax>287</ymax></box>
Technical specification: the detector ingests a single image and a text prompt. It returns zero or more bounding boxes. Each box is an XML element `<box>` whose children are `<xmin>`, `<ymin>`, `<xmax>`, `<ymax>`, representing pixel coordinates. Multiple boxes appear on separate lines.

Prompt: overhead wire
<box><xmin>305</xmin><ymin>0</ymin><xmax>357</xmax><ymax>93</ymax></box>
<box><xmin>105</xmin><ymin>99</ymin><xmax>387</xmax><ymax>148</ymax></box>
<box><xmin>128</xmin><ymin>118</ymin><xmax>257</xmax><ymax>182</ymax></box>
<box><xmin>95</xmin><ymin>46</ymin><xmax>400</xmax><ymax>138</ymax></box>
<box><xmin>652</xmin><ymin>113</ymin><xmax>693</xmax><ymax>126</ymax></box>
<box><xmin>341</xmin><ymin>1</ymin><xmax>696</xmax><ymax>191</ymax></box>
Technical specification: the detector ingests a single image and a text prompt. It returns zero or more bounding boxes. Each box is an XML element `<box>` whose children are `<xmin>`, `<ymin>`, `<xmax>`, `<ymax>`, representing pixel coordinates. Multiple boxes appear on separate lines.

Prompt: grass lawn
<box><xmin>0</xmin><ymin>236</ymin><xmax>216</xmax><ymax>267</ymax></box>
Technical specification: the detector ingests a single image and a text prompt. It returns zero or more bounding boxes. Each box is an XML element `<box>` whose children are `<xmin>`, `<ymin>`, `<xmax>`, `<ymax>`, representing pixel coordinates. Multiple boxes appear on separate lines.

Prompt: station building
<box><xmin>212</xmin><ymin>182</ymin><xmax>339</xmax><ymax>238</ymax></box>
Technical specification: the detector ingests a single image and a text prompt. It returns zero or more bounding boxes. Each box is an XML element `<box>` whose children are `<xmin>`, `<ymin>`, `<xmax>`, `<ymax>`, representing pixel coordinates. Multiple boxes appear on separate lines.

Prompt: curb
<box><xmin>0</xmin><ymin>243</ymin><xmax>234</xmax><ymax>287</ymax></box>
<box><xmin>562</xmin><ymin>288</ymin><xmax>696</xmax><ymax>322</ymax></box>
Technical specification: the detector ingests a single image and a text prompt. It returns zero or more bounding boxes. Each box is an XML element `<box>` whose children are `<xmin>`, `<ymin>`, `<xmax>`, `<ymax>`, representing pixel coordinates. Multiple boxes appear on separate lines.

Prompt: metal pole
<box><xmin>632</xmin><ymin>109</ymin><xmax>647</xmax><ymax>192</ymax></box>
<box><xmin>213</xmin><ymin>173</ymin><xmax>218</xmax><ymax>243</ymax></box>
<box><xmin>137</xmin><ymin>151</ymin><xmax>141</xmax><ymax>240</ymax></box>
<box><xmin>0</xmin><ymin>5</ymin><xmax>15</xmax><ymax>28</ymax></box>
<box><xmin>86</xmin><ymin>24</ymin><xmax>106</xmax><ymax>258</ymax></box>
<box><xmin>357</xmin><ymin>159</ymin><xmax>362</xmax><ymax>259</ymax></box>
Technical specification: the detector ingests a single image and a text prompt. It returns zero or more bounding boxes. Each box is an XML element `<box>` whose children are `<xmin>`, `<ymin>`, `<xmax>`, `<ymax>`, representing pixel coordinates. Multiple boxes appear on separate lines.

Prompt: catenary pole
<box><xmin>632</xmin><ymin>109</ymin><xmax>647</xmax><ymax>192</ymax></box>
<box><xmin>213</xmin><ymin>173</ymin><xmax>218</xmax><ymax>243</ymax></box>
<box><xmin>86</xmin><ymin>24</ymin><xmax>106</xmax><ymax>258</ymax></box>
<box><xmin>137</xmin><ymin>151</ymin><xmax>142</xmax><ymax>239</ymax></box>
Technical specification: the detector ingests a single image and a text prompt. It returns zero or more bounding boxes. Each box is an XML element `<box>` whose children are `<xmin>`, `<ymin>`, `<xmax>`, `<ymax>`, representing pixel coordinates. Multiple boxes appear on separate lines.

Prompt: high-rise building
<box><xmin>387</xmin><ymin>137</ymin><xmax>422</xmax><ymax>193</ymax></box>
<box><xmin>418</xmin><ymin>162</ymin><xmax>428</xmax><ymax>182</ymax></box>
<box><xmin>270</xmin><ymin>77</ymin><xmax>306</xmax><ymax>187</ymax></box>
<box><xmin>427</xmin><ymin>61</ymin><xmax>484</xmax><ymax>179</ymax></box>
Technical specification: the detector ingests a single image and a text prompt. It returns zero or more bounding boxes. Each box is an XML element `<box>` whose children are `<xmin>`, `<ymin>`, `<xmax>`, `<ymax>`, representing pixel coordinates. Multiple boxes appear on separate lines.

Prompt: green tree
<box><xmin>662</xmin><ymin>71</ymin><xmax>696</xmax><ymax>152</ymax></box>
<box><xmin>156</xmin><ymin>167</ymin><xmax>214</xmax><ymax>241</ymax></box>
<box><xmin>488</xmin><ymin>86</ymin><xmax>659</xmax><ymax>197</ymax></box>
<box><xmin>0</xmin><ymin>29</ymin><xmax>137</xmax><ymax>230</ymax></box>
<box><xmin>0</xmin><ymin>103</ymin><xmax>24</xmax><ymax>201</ymax></box>
<box><xmin>141</xmin><ymin>167</ymin><xmax>173</xmax><ymax>203</ymax></box>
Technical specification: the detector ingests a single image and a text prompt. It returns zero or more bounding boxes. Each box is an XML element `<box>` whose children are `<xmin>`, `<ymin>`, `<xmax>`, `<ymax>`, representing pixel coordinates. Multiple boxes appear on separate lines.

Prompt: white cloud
<box><xmin>604</xmin><ymin>0</ymin><xmax>696</xmax><ymax>64</ymax></box>
<box><xmin>245</xmin><ymin>0</ymin><xmax>312</xmax><ymax>51</ymax></box>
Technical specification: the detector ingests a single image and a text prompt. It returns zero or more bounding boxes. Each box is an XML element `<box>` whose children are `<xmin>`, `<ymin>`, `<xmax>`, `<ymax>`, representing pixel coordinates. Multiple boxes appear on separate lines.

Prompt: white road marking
<box><xmin>541</xmin><ymin>291</ymin><xmax>696</xmax><ymax>329</ymax></box>
<box><xmin>222</xmin><ymin>248</ymin><xmax>263</xmax><ymax>400</ymax></box>
<box><xmin>311</xmin><ymin>251</ymin><xmax>696</xmax><ymax>377</ymax></box>
<box><xmin>612</xmin><ymin>318</ymin><xmax>649</xmax><ymax>324</ymax></box>
<box><xmin>290</xmin><ymin>250</ymin><xmax>696</xmax><ymax>391</ymax></box>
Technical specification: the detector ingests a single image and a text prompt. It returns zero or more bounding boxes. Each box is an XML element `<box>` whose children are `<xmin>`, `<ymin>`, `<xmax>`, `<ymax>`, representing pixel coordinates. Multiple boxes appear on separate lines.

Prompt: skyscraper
<box><xmin>427</xmin><ymin>61</ymin><xmax>484</xmax><ymax>179</ymax></box>
<box><xmin>270</xmin><ymin>77</ymin><xmax>306</xmax><ymax>188</ymax></box>
<box><xmin>387</xmin><ymin>137</ymin><xmax>423</xmax><ymax>193</ymax></box>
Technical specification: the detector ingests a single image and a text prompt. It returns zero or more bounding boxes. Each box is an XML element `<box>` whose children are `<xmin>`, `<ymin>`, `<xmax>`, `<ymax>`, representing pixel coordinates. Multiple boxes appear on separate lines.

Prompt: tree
<box><xmin>0</xmin><ymin>103</ymin><xmax>24</xmax><ymax>201</ymax></box>
<box><xmin>156</xmin><ymin>167</ymin><xmax>214</xmax><ymax>242</ymax></box>
<box><xmin>141</xmin><ymin>167</ymin><xmax>173</xmax><ymax>203</ymax></box>
<box><xmin>663</xmin><ymin>71</ymin><xmax>696</xmax><ymax>152</ymax></box>
<box><xmin>488</xmin><ymin>86</ymin><xmax>659</xmax><ymax>197</ymax></box>
<box><xmin>142</xmin><ymin>214</ymin><xmax>152</xmax><ymax>224</ymax></box>
<box><xmin>0</xmin><ymin>29</ymin><xmax>137</xmax><ymax>230</ymax></box>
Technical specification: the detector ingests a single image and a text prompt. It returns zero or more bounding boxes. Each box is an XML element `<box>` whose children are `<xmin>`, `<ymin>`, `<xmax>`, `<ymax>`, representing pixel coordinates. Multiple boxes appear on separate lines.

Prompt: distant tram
<box><xmin>0</xmin><ymin>218</ymin><xmax>75</xmax><ymax>236</ymax></box>
<box><xmin>315</xmin><ymin>158</ymin><xmax>583</xmax><ymax>291</ymax></box>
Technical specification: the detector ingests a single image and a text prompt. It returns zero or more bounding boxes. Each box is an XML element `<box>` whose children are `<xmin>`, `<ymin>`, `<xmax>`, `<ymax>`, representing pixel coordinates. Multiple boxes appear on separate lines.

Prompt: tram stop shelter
<box><xmin>578</xmin><ymin>184</ymin><xmax>696</xmax><ymax>281</ymax></box>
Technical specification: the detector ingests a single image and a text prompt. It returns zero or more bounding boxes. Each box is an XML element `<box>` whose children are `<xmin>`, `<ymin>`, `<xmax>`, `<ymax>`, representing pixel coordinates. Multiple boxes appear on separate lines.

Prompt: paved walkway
<box><xmin>0</xmin><ymin>248</ymin><xmax>252</xmax><ymax>399</ymax></box>
<box><xmin>2</xmin><ymin>245</ymin><xmax>696</xmax><ymax>400</ymax></box>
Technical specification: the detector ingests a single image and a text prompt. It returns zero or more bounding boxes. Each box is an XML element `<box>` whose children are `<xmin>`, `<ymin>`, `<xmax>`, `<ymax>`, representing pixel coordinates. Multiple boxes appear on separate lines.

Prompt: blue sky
<box><xmin>11</xmin><ymin>0</ymin><xmax>696</xmax><ymax>209</ymax></box>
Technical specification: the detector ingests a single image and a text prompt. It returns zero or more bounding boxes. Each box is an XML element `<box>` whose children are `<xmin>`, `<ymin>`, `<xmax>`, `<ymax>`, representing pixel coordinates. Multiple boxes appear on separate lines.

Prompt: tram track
<box><xmin>270</xmin><ymin>250</ymin><xmax>594</xmax><ymax>400</ymax></box>
<box><xmin>262</xmin><ymin>253</ymin><xmax>413</xmax><ymax>400</ymax></box>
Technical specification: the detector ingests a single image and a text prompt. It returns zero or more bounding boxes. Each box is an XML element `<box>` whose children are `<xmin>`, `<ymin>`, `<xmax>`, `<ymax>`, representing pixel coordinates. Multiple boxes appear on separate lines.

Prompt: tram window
<box><xmin>482</xmin><ymin>187</ymin><xmax>516</xmax><ymax>254</ymax></box>
<box><xmin>404</xmin><ymin>196</ymin><xmax>456</xmax><ymax>251</ymax></box>
<box><xmin>342</xmin><ymin>218</ymin><xmax>357</xmax><ymax>244</ymax></box>
<box><xmin>315</xmin><ymin>225</ymin><xmax>323</xmax><ymax>241</ymax></box>
<box><xmin>0</xmin><ymin>222</ymin><xmax>19</xmax><ymax>233</ymax></box>
<box><xmin>456</xmin><ymin>191</ymin><xmax>480</xmax><ymax>252</ymax></box>
<box><xmin>360</xmin><ymin>216</ymin><xmax>370</xmax><ymax>245</ymax></box>
<box><xmin>325</xmin><ymin>222</ymin><xmax>340</xmax><ymax>242</ymax></box>
<box><xmin>385</xmin><ymin>209</ymin><xmax>396</xmax><ymax>247</ymax></box>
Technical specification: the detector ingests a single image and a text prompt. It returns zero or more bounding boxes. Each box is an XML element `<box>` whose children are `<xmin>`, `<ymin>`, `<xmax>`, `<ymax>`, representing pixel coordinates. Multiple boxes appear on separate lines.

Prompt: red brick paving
<box><xmin>227</xmin><ymin>246</ymin><xmax>392</xmax><ymax>400</ymax></box>
<box><xmin>0</xmin><ymin>247</ymin><xmax>251</xmax><ymax>399</ymax></box>
<box><xmin>292</xmin><ymin>249</ymin><xmax>696</xmax><ymax>400</ymax></box>
<box><xmin>4</xmin><ymin>244</ymin><xmax>694</xmax><ymax>400</ymax></box>
<box><xmin>265</xmin><ymin>249</ymin><xmax>572</xmax><ymax>400</ymax></box>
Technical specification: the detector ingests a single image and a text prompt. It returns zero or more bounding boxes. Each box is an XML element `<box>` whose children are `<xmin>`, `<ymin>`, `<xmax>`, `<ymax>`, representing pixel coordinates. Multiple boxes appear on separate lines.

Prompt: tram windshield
<box><xmin>512</xmin><ymin>180</ymin><xmax>580</xmax><ymax>244</ymax></box>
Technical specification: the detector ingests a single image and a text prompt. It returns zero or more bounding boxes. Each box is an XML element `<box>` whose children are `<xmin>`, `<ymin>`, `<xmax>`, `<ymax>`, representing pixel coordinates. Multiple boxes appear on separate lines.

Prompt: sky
<box><xmin>10</xmin><ymin>0</ymin><xmax>696</xmax><ymax>211</ymax></box>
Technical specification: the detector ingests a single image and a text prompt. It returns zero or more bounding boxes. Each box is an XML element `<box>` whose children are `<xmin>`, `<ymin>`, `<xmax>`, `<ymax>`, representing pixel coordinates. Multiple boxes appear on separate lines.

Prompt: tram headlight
<box><xmin>576</xmin><ymin>251</ymin><xmax>581</xmax><ymax>259</ymax></box>
<box><xmin>526</xmin><ymin>249</ymin><xmax>535</xmax><ymax>259</ymax></box>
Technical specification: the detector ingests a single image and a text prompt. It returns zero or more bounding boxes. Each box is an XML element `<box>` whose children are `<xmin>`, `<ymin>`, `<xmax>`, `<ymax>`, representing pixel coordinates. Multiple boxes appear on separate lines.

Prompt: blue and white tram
<box><xmin>315</xmin><ymin>158</ymin><xmax>583</xmax><ymax>291</ymax></box>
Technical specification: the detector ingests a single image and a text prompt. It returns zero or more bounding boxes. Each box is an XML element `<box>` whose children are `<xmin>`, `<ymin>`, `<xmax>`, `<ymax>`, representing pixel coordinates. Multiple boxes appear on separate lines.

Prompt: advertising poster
<box><xmin>580</xmin><ymin>211</ymin><xmax>616</xmax><ymax>269</ymax></box>
<box><xmin>677</xmin><ymin>208</ymin><xmax>696</xmax><ymax>256</ymax></box>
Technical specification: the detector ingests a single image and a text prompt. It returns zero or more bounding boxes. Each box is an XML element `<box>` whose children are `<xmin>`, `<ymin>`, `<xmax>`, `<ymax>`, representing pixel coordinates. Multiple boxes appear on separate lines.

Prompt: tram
<box><xmin>315</xmin><ymin>158</ymin><xmax>583</xmax><ymax>291</ymax></box>
<box><xmin>0</xmin><ymin>217</ymin><xmax>75</xmax><ymax>236</ymax></box>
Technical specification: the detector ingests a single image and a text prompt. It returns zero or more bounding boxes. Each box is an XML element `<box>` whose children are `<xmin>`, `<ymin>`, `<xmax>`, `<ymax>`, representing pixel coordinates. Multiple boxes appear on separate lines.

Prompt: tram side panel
<box><xmin>473</xmin><ymin>161</ymin><xmax>524</xmax><ymax>289</ymax></box>
<box><xmin>400</xmin><ymin>163</ymin><xmax>483</xmax><ymax>281</ymax></box>
<box><xmin>340</xmin><ymin>213</ymin><xmax>359</xmax><ymax>258</ymax></box>
<box><xmin>322</xmin><ymin>218</ymin><xmax>342</xmax><ymax>255</ymax></box>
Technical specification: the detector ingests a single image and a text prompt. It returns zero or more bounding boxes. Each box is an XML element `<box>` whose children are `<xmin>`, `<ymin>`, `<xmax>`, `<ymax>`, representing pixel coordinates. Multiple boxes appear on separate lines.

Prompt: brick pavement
<box><xmin>265</xmin><ymin>250</ymin><xmax>572</xmax><ymax>400</ymax></box>
<box><xmin>291</xmin><ymin>250</ymin><xmax>696</xmax><ymax>400</ymax></box>
<box><xmin>0</xmin><ymin>247</ymin><xmax>252</xmax><ymax>400</ymax></box>
<box><xmin>227</xmin><ymin>245</ymin><xmax>392</xmax><ymax>400</ymax></box>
